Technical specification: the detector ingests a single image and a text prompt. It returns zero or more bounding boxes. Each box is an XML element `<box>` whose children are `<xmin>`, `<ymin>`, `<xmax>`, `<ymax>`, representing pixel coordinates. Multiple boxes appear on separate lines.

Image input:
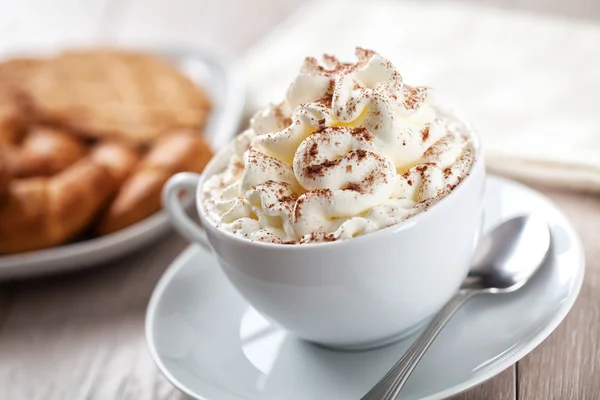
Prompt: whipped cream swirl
<box><xmin>203</xmin><ymin>48</ymin><xmax>475</xmax><ymax>244</ymax></box>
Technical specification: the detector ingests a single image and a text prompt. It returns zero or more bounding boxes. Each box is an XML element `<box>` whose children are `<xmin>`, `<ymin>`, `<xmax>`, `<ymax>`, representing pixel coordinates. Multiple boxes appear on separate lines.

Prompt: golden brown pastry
<box><xmin>0</xmin><ymin>58</ymin><xmax>38</xmax><ymax>89</ymax></box>
<box><xmin>0</xmin><ymin>141</ymin><xmax>139</xmax><ymax>254</ymax></box>
<box><xmin>0</xmin><ymin>102</ymin><xmax>23</xmax><ymax>146</ymax></box>
<box><xmin>0</xmin><ymin>126</ymin><xmax>88</xmax><ymax>178</ymax></box>
<box><xmin>24</xmin><ymin>49</ymin><xmax>211</xmax><ymax>145</ymax></box>
<box><xmin>97</xmin><ymin>130</ymin><xmax>213</xmax><ymax>234</ymax></box>
<box><xmin>0</xmin><ymin>59</ymin><xmax>38</xmax><ymax>203</ymax></box>
<box><xmin>0</xmin><ymin>58</ymin><xmax>38</xmax><ymax>137</ymax></box>
<box><xmin>0</xmin><ymin>151</ymin><xmax>8</xmax><ymax>201</ymax></box>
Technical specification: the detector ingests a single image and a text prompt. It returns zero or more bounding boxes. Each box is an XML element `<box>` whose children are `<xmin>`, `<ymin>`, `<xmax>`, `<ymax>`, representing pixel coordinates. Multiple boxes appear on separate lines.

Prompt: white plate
<box><xmin>0</xmin><ymin>47</ymin><xmax>244</xmax><ymax>279</ymax></box>
<box><xmin>146</xmin><ymin>176</ymin><xmax>585</xmax><ymax>400</ymax></box>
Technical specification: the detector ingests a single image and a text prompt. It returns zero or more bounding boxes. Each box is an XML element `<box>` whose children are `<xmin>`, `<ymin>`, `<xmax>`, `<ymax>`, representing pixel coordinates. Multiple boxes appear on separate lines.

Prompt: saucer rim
<box><xmin>146</xmin><ymin>176</ymin><xmax>586</xmax><ymax>400</ymax></box>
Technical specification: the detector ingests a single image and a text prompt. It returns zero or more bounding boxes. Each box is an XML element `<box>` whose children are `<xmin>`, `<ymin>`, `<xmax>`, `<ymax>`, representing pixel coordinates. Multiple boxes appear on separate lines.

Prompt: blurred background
<box><xmin>3</xmin><ymin>0</ymin><xmax>600</xmax><ymax>53</ymax></box>
<box><xmin>0</xmin><ymin>0</ymin><xmax>599</xmax><ymax>399</ymax></box>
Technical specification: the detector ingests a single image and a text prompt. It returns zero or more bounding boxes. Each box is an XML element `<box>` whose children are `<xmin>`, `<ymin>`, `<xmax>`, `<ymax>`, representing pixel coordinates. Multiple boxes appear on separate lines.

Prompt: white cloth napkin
<box><xmin>240</xmin><ymin>0</ymin><xmax>600</xmax><ymax>192</ymax></box>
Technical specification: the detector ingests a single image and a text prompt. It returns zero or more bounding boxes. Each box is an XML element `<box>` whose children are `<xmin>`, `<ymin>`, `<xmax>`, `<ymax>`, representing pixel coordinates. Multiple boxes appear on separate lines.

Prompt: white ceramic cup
<box><xmin>163</xmin><ymin>141</ymin><xmax>486</xmax><ymax>350</ymax></box>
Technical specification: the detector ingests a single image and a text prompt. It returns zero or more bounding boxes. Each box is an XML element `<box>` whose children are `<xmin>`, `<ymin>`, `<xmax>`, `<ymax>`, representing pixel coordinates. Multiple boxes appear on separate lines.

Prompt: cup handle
<box><xmin>162</xmin><ymin>172</ymin><xmax>211</xmax><ymax>251</ymax></box>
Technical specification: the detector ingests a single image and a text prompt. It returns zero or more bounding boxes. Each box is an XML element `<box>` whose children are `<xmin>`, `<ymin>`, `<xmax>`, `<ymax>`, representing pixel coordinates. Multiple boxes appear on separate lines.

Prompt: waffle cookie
<box><xmin>0</xmin><ymin>58</ymin><xmax>38</xmax><ymax>140</ymax></box>
<box><xmin>24</xmin><ymin>49</ymin><xmax>212</xmax><ymax>145</ymax></box>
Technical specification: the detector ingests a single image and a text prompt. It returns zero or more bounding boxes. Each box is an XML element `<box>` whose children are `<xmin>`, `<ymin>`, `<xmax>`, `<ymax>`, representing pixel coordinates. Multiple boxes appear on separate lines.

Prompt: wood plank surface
<box><xmin>0</xmin><ymin>0</ymin><xmax>598</xmax><ymax>399</ymax></box>
<box><xmin>452</xmin><ymin>367</ymin><xmax>515</xmax><ymax>400</ymax></box>
<box><xmin>516</xmin><ymin>187</ymin><xmax>600</xmax><ymax>400</ymax></box>
<box><xmin>0</xmin><ymin>235</ymin><xmax>189</xmax><ymax>400</ymax></box>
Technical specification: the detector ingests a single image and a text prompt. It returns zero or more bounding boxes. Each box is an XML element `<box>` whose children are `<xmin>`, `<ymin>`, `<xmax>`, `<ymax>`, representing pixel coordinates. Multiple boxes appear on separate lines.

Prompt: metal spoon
<box><xmin>361</xmin><ymin>215</ymin><xmax>551</xmax><ymax>400</ymax></box>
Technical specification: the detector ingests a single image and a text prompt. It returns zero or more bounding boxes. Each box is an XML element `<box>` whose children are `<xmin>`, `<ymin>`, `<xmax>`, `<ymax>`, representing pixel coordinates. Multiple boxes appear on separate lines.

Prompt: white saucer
<box><xmin>0</xmin><ymin>46</ymin><xmax>244</xmax><ymax>279</ymax></box>
<box><xmin>146</xmin><ymin>176</ymin><xmax>584</xmax><ymax>400</ymax></box>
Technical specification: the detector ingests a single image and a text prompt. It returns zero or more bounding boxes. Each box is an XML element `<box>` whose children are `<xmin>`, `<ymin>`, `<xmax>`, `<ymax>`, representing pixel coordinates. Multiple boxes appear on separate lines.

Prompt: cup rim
<box><xmin>196</xmin><ymin>120</ymin><xmax>483</xmax><ymax>250</ymax></box>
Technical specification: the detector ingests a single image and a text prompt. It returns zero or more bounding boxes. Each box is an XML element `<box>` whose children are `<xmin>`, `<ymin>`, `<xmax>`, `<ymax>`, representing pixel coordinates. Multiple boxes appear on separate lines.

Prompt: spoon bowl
<box><xmin>465</xmin><ymin>214</ymin><xmax>551</xmax><ymax>293</ymax></box>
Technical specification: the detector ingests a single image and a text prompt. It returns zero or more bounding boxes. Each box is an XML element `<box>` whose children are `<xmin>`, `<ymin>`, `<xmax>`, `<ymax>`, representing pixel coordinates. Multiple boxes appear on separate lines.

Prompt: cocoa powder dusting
<box><xmin>355</xmin><ymin>149</ymin><xmax>368</xmax><ymax>161</ymax></box>
<box><xmin>355</xmin><ymin>48</ymin><xmax>377</xmax><ymax>65</ymax></box>
<box><xmin>349</xmin><ymin>127</ymin><xmax>373</xmax><ymax>142</ymax></box>
<box><xmin>403</xmin><ymin>86</ymin><xmax>425</xmax><ymax>110</ymax></box>
<box><xmin>344</xmin><ymin>182</ymin><xmax>362</xmax><ymax>192</ymax></box>
<box><xmin>305</xmin><ymin>159</ymin><xmax>341</xmax><ymax>178</ymax></box>
<box><xmin>363</xmin><ymin>172</ymin><xmax>378</xmax><ymax>193</ymax></box>
<box><xmin>207</xmin><ymin>49</ymin><xmax>478</xmax><ymax>247</ymax></box>
<box><xmin>298</xmin><ymin>232</ymin><xmax>339</xmax><ymax>244</ymax></box>
<box><xmin>312</xmin><ymin>188</ymin><xmax>333</xmax><ymax>198</ymax></box>
<box><xmin>316</xmin><ymin>94</ymin><xmax>333</xmax><ymax>109</ymax></box>
<box><xmin>415</xmin><ymin>163</ymin><xmax>435</xmax><ymax>173</ymax></box>
<box><xmin>280</xmin><ymin>195</ymin><xmax>295</xmax><ymax>204</ymax></box>
<box><xmin>305</xmin><ymin>55</ymin><xmax>357</xmax><ymax>77</ymax></box>
<box><xmin>421</xmin><ymin>126</ymin><xmax>430</xmax><ymax>143</ymax></box>
<box><xmin>323</xmin><ymin>54</ymin><xmax>339</xmax><ymax>65</ymax></box>
<box><xmin>294</xmin><ymin>198</ymin><xmax>305</xmax><ymax>220</ymax></box>
<box><xmin>322</xmin><ymin>233</ymin><xmax>338</xmax><ymax>242</ymax></box>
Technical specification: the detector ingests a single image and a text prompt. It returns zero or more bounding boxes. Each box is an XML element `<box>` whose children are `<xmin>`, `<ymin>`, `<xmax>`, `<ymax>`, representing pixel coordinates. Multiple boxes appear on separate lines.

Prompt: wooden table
<box><xmin>0</xmin><ymin>0</ymin><xmax>599</xmax><ymax>398</ymax></box>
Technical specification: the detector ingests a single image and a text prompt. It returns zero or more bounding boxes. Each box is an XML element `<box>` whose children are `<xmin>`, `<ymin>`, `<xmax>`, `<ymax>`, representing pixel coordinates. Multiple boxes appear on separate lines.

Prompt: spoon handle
<box><xmin>361</xmin><ymin>290</ymin><xmax>475</xmax><ymax>400</ymax></box>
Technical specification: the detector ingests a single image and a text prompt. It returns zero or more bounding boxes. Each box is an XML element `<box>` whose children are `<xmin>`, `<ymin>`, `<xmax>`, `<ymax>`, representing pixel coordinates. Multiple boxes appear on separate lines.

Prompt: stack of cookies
<box><xmin>0</xmin><ymin>48</ymin><xmax>213</xmax><ymax>254</ymax></box>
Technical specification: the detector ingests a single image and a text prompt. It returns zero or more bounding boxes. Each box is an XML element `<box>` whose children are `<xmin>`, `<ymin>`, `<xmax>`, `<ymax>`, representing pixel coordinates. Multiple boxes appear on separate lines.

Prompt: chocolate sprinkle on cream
<box><xmin>201</xmin><ymin>48</ymin><xmax>476</xmax><ymax>245</ymax></box>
